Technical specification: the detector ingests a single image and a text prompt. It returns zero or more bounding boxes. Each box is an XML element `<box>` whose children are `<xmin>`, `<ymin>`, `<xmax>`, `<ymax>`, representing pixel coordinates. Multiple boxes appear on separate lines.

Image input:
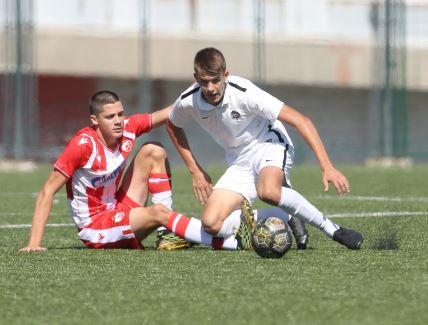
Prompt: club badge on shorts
<box><xmin>113</xmin><ymin>212</ymin><xmax>125</xmax><ymax>223</ymax></box>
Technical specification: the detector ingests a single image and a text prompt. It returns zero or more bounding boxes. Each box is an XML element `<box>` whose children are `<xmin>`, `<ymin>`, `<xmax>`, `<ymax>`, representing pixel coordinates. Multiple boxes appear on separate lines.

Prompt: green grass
<box><xmin>1</xmin><ymin>164</ymin><xmax>428</xmax><ymax>325</ymax></box>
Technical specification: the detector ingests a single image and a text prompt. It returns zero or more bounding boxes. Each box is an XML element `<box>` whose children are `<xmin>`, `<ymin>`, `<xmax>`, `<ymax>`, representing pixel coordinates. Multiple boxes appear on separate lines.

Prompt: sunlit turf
<box><xmin>1</xmin><ymin>164</ymin><xmax>427</xmax><ymax>325</ymax></box>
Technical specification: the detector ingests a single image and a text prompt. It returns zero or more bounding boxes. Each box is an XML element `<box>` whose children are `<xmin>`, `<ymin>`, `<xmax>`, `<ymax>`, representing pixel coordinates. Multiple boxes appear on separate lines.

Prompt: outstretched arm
<box><xmin>20</xmin><ymin>170</ymin><xmax>67</xmax><ymax>252</ymax></box>
<box><xmin>166</xmin><ymin>120</ymin><xmax>212</xmax><ymax>204</ymax></box>
<box><xmin>151</xmin><ymin>105</ymin><xmax>173</xmax><ymax>129</ymax></box>
<box><xmin>278</xmin><ymin>104</ymin><xmax>350</xmax><ymax>195</ymax></box>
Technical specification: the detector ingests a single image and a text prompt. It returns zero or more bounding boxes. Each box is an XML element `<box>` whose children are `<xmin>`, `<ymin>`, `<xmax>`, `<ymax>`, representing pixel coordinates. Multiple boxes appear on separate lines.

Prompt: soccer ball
<box><xmin>251</xmin><ymin>216</ymin><xmax>292</xmax><ymax>258</ymax></box>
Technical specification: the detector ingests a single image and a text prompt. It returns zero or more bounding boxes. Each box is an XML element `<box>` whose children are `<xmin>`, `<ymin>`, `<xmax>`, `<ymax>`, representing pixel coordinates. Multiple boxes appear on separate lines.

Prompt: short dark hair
<box><xmin>89</xmin><ymin>90</ymin><xmax>120</xmax><ymax>115</ymax></box>
<box><xmin>194</xmin><ymin>47</ymin><xmax>226</xmax><ymax>76</ymax></box>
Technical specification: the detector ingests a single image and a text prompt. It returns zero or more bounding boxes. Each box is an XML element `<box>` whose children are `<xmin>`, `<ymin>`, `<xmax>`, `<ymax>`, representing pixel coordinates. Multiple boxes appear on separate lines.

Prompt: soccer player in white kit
<box><xmin>167</xmin><ymin>47</ymin><xmax>363</xmax><ymax>250</ymax></box>
<box><xmin>20</xmin><ymin>90</ymin><xmax>271</xmax><ymax>252</ymax></box>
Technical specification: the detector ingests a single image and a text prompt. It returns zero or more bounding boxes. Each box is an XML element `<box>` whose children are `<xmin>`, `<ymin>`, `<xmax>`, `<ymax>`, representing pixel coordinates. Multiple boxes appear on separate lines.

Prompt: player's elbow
<box><xmin>300</xmin><ymin>114</ymin><xmax>316</xmax><ymax>131</ymax></box>
<box><xmin>36</xmin><ymin>186</ymin><xmax>55</xmax><ymax>205</ymax></box>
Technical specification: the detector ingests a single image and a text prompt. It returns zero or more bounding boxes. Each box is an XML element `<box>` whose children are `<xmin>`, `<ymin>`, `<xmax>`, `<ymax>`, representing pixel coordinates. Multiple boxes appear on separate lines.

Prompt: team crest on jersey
<box><xmin>113</xmin><ymin>212</ymin><xmax>125</xmax><ymax>223</ymax></box>
<box><xmin>230</xmin><ymin>110</ymin><xmax>241</xmax><ymax>120</ymax></box>
<box><xmin>121</xmin><ymin>139</ymin><xmax>133</xmax><ymax>152</ymax></box>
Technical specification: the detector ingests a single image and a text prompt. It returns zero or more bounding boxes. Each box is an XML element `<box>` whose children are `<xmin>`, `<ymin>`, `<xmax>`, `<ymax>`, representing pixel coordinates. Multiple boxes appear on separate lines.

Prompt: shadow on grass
<box><xmin>51</xmin><ymin>246</ymin><xmax>88</xmax><ymax>250</ymax></box>
<box><xmin>49</xmin><ymin>243</ymin><xmax>316</xmax><ymax>252</ymax></box>
<box><xmin>370</xmin><ymin>226</ymin><xmax>400</xmax><ymax>251</ymax></box>
<box><xmin>50</xmin><ymin>245</ymin><xmax>215</xmax><ymax>251</ymax></box>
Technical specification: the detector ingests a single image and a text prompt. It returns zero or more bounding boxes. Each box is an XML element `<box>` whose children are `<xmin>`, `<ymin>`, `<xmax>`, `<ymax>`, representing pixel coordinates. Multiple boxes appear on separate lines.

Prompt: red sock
<box><xmin>148</xmin><ymin>173</ymin><xmax>171</xmax><ymax>193</ymax></box>
<box><xmin>166</xmin><ymin>212</ymin><xmax>225</xmax><ymax>249</ymax></box>
<box><xmin>149</xmin><ymin>173</ymin><xmax>172</xmax><ymax>210</ymax></box>
<box><xmin>167</xmin><ymin>212</ymin><xmax>190</xmax><ymax>238</ymax></box>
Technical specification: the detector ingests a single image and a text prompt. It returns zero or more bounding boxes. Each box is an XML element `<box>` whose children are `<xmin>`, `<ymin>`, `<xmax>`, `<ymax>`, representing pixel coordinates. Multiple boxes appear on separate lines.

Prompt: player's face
<box><xmin>90</xmin><ymin>101</ymin><xmax>125</xmax><ymax>147</ymax></box>
<box><xmin>195</xmin><ymin>69</ymin><xmax>229</xmax><ymax>106</ymax></box>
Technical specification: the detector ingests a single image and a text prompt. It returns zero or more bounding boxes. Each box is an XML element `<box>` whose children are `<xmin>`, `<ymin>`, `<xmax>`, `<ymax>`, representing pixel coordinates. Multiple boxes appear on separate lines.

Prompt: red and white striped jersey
<box><xmin>54</xmin><ymin>114</ymin><xmax>152</xmax><ymax>228</ymax></box>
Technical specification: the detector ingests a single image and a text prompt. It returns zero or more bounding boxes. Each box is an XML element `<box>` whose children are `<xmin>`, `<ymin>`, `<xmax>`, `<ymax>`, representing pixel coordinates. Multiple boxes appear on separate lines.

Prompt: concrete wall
<box><xmin>0</xmin><ymin>30</ymin><xmax>422</xmax><ymax>91</ymax></box>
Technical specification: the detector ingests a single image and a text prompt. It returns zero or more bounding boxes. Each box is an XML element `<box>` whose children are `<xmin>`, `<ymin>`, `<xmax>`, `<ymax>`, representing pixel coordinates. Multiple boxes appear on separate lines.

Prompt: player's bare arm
<box><xmin>166</xmin><ymin>120</ymin><xmax>212</xmax><ymax>204</ymax></box>
<box><xmin>19</xmin><ymin>170</ymin><xmax>67</xmax><ymax>253</ymax></box>
<box><xmin>151</xmin><ymin>105</ymin><xmax>173</xmax><ymax>129</ymax></box>
<box><xmin>278</xmin><ymin>105</ymin><xmax>350</xmax><ymax>195</ymax></box>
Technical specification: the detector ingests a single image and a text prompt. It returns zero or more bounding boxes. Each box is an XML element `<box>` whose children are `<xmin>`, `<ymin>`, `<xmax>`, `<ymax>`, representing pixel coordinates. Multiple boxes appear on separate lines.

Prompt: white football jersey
<box><xmin>169</xmin><ymin>75</ymin><xmax>293</xmax><ymax>164</ymax></box>
<box><xmin>54</xmin><ymin>114</ymin><xmax>152</xmax><ymax>228</ymax></box>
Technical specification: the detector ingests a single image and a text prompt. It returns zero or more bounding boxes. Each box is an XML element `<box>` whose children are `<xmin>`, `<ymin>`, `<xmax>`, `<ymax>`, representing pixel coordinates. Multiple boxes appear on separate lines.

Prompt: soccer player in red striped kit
<box><xmin>21</xmin><ymin>90</ymin><xmax>273</xmax><ymax>252</ymax></box>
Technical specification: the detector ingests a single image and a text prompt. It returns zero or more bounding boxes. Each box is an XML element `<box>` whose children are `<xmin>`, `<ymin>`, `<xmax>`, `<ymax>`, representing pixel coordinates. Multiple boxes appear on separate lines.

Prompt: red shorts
<box><xmin>78</xmin><ymin>193</ymin><xmax>143</xmax><ymax>249</ymax></box>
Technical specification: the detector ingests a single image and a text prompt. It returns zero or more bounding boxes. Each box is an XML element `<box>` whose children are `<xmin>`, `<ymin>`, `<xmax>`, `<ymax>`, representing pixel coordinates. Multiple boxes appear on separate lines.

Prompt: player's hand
<box><xmin>191</xmin><ymin>169</ymin><xmax>213</xmax><ymax>205</ymax></box>
<box><xmin>19</xmin><ymin>246</ymin><xmax>48</xmax><ymax>253</ymax></box>
<box><xmin>322</xmin><ymin>167</ymin><xmax>350</xmax><ymax>195</ymax></box>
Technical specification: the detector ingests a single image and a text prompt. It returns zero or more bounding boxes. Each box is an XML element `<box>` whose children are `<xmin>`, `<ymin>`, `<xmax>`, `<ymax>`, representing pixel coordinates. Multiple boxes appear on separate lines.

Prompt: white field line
<box><xmin>0</xmin><ymin>223</ymin><xmax>74</xmax><ymax>229</ymax></box>
<box><xmin>330</xmin><ymin>211</ymin><xmax>428</xmax><ymax>218</ymax></box>
<box><xmin>0</xmin><ymin>192</ymin><xmax>66</xmax><ymax>198</ymax></box>
<box><xmin>1</xmin><ymin>192</ymin><xmax>427</xmax><ymax>202</ymax></box>
<box><xmin>1</xmin><ymin>193</ymin><xmax>426</xmax><ymax>229</ymax></box>
<box><xmin>0</xmin><ymin>212</ymin><xmax>67</xmax><ymax>217</ymax></box>
<box><xmin>320</xmin><ymin>195</ymin><xmax>428</xmax><ymax>203</ymax></box>
<box><xmin>1</xmin><ymin>211</ymin><xmax>426</xmax><ymax>229</ymax></box>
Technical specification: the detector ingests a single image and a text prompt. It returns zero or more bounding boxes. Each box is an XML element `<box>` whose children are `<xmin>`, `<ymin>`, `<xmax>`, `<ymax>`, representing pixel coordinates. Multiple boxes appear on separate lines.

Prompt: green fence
<box><xmin>1</xmin><ymin>0</ymin><xmax>37</xmax><ymax>160</ymax></box>
<box><xmin>370</xmin><ymin>0</ymin><xmax>408</xmax><ymax>159</ymax></box>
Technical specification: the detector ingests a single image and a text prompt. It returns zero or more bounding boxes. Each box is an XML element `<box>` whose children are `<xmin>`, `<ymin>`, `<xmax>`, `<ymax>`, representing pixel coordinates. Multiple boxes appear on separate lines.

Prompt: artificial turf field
<box><xmin>1</xmin><ymin>164</ymin><xmax>427</xmax><ymax>325</ymax></box>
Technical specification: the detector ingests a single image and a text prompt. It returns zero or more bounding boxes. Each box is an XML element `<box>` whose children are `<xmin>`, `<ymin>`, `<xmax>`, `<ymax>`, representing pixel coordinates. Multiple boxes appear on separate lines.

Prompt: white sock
<box><xmin>222</xmin><ymin>236</ymin><xmax>239</xmax><ymax>249</ymax></box>
<box><xmin>216</xmin><ymin>210</ymin><xmax>241</xmax><ymax>237</ymax></box>
<box><xmin>183</xmin><ymin>217</ymin><xmax>237</xmax><ymax>250</ymax></box>
<box><xmin>166</xmin><ymin>212</ymin><xmax>238</xmax><ymax>250</ymax></box>
<box><xmin>149</xmin><ymin>174</ymin><xmax>173</xmax><ymax>233</ymax></box>
<box><xmin>255</xmin><ymin>207</ymin><xmax>291</xmax><ymax>223</ymax></box>
<box><xmin>152</xmin><ymin>191</ymin><xmax>172</xmax><ymax>209</ymax></box>
<box><xmin>153</xmin><ymin>192</ymin><xmax>172</xmax><ymax>232</ymax></box>
<box><xmin>173</xmin><ymin>206</ymin><xmax>295</xmax><ymax>249</ymax></box>
<box><xmin>279</xmin><ymin>187</ymin><xmax>339</xmax><ymax>237</ymax></box>
<box><xmin>216</xmin><ymin>207</ymin><xmax>292</xmax><ymax>237</ymax></box>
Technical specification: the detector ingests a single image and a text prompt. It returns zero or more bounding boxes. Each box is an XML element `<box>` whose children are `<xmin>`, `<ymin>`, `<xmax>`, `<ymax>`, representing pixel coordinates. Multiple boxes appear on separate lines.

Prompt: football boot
<box><xmin>287</xmin><ymin>216</ymin><xmax>309</xmax><ymax>250</ymax></box>
<box><xmin>155</xmin><ymin>229</ymin><xmax>192</xmax><ymax>250</ymax></box>
<box><xmin>333</xmin><ymin>227</ymin><xmax>364</xmax><ymax>250</ymax></box>
<box><xmin>235</xmin><ymin>199</ymin><xmax>256</xmax><ymax>250</ymax></box>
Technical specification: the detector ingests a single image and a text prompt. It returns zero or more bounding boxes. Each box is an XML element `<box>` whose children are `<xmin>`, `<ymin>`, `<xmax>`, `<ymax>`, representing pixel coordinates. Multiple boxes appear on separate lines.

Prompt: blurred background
<box><xmin>0</xmin><ymin>0</ymin><xmax>427</xmax><ymax>166</ymax></box>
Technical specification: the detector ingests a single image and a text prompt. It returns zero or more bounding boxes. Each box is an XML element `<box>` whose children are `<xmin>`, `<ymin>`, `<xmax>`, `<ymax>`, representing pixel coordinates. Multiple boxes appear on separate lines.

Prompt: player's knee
<box><xmin>257</xmin><ymin>187</ymin><xmax>280</xmax><ymax>206</ymax></box>
<box><xmin>201</xmin><ymin>217</ymin><xmax>221</xmax><ymax>235</ymax></box>
<box><xmin>138</xmin><ymin>142</ymin><xmax>167</xmax><ymax>162</ymax></box>
<box><xmin>151</xmin><ymin>203</ymin><xmax>171</xmax><ymax>224</ymax></box>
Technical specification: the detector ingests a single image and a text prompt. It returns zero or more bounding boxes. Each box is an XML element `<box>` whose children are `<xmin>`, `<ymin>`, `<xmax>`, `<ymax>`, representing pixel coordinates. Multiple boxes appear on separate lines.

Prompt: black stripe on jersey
<box><xmin>181</xmin><ymin>87</ymin><xmax>200</xmax><ymax>100</ymax></box>
<box><xmin>229</xmin><ymin>82</ymin><xmax>247</xmax><ymax>92</ymax></box>
<box><xmin>267</xmin><ymin>124</ymin><xmax>285</xmax><ymax>143</ymax></box>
